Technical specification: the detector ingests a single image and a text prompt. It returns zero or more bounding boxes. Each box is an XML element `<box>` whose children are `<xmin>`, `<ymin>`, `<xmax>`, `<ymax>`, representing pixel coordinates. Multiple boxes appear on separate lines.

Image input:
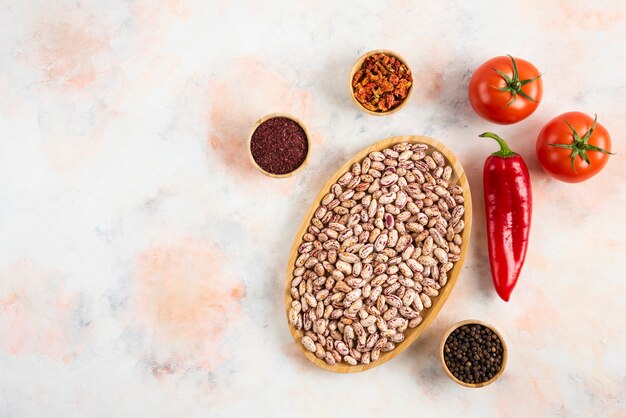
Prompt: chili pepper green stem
<box><xmin>479</xmin><ymin>132</ymin><xmax>517</xmax><ymax>158</ymax></box>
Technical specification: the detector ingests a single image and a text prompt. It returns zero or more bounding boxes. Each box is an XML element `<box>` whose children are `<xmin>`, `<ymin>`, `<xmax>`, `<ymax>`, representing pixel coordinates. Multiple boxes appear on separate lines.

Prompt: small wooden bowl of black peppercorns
<box><xmin>439</xmin><ymin>320</ymin><xmax>508</xmax><ymax>388</ymax></box>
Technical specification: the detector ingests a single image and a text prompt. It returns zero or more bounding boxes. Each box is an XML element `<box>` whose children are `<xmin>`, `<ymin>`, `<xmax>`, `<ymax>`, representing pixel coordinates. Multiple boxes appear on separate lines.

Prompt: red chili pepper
<box><xmin>480</xmin><ymin>132</ymin><xmax>532</xmax><ymax>302</ymax></box>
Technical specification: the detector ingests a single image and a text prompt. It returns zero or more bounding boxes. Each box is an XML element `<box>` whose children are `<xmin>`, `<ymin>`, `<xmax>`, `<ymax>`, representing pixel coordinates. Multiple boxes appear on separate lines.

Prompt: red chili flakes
<box><xmin>352</xmin><ymin>53</ymin><xmax>413</xmax><ymax>113</ymax></box>
<box><xmin>250</xmin><ymin>117</ymin><xmax>308</xmax><ymax>175</ymax></box>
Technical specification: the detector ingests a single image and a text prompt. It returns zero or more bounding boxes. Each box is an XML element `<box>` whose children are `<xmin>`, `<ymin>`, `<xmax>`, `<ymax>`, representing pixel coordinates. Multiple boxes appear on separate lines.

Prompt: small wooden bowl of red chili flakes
<box><xmin>349</xmin><ymin>50</ymin><xmax>413</xmax><ymax>115</ymax></box>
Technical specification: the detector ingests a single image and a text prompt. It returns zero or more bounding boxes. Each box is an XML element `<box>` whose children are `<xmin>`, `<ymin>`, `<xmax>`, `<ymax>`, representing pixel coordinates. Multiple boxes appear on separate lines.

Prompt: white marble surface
<box><xmin>1</xmin><ymin>1</ymin><xmax>625</xmax><ymax>417</ymax></box>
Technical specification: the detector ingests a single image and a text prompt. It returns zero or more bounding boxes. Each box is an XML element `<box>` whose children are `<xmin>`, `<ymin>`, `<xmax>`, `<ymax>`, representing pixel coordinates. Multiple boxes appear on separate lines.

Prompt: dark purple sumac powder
<box><xmin>250</xmin><ymin>117</ymin><xmax>308</xmax><ymax>175</ymax></box>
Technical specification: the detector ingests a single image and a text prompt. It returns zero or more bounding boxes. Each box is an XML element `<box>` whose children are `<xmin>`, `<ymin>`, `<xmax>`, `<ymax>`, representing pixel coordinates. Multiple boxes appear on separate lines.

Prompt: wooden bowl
<box><xmin>247</xmin><ymin>112</ymin><xmax>310</xmax><ymax>178</ymax></box>
<box><xmin>349</xmin><ymin>49</ymin><xmax>413</xmax><ymax>116</ymax></box>
<box><xmin>285</xmin><ymin>135</ymin><xmax>472</xmax><ymax>372</ymax></box>
<box><xmin>439</xmin><ymin>319</ymin><xmax>508</xmax><ymax>388</ymax></box>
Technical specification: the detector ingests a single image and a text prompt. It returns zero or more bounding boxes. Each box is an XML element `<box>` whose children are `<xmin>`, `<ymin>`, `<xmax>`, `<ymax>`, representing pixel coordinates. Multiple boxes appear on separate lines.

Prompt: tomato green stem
<box><xmin>491</xmin><ymin>55</ymin><xmax>542</xmax><ymax>106</ymax></box>
<box><xmin>479</xmin><ymin>132</ymin><xmax>517</xmax><ymax>158</ymax></box>
<box><xmin>548</xmin><ymin>114</ymin><xmax>615</xmax><ymax>173</ymax></box>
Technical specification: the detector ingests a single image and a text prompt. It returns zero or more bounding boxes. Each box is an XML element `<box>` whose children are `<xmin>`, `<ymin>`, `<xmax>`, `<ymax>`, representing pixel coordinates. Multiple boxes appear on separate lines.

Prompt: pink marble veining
<box><xmin>133</xmin><ymin>236</ymin><xmax>243</xmax><ymax>376</ymax></box>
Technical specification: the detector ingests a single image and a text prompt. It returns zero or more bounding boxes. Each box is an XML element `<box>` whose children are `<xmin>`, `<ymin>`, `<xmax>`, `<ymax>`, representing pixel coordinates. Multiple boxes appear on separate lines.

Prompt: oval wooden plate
<box><xmin>285</xmin><ymin>135</ymin><xmax>472</xmax><ymax>373</ymax></box>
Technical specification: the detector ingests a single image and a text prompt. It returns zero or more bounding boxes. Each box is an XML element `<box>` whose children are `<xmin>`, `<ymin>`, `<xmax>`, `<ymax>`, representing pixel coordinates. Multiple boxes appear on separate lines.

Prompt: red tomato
<box><xmin>536</xmin><ymin>112</ymin><xmax>612</xmax><ymax>183</ymax></box>
<box><xmin>469</xmin><ymin>55</ymin><xmax>543</xmax><ymax>124</ymax></box>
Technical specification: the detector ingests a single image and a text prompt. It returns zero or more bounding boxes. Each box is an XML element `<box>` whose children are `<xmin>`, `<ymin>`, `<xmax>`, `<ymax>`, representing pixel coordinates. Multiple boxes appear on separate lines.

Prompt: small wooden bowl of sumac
<box><xmin>439</xmin><ymin>320</ymin><xmax>508</xmax><ymax>388</ymax></box>
<box><xmin>248</xmin><ymin>113</ymin><xmax>309</xmax><ymax>178</ymax></box>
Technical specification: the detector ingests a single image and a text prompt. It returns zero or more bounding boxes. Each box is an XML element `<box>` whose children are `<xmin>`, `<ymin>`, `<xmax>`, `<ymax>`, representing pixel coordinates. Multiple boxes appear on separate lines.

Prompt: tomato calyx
<box><xmin>491</xmin><ymin>55</ymin><xmax>542</xmax><ymax>107</ymax></box>
<box><xmin>479</xmin><ymin>132</ymin><xmax>517</xmax><ymax>158</ymax></box>
<box><xmin>548</xmin><ymin>114</ymin><xmax>614</xmax><ymax>173</ymax></box>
